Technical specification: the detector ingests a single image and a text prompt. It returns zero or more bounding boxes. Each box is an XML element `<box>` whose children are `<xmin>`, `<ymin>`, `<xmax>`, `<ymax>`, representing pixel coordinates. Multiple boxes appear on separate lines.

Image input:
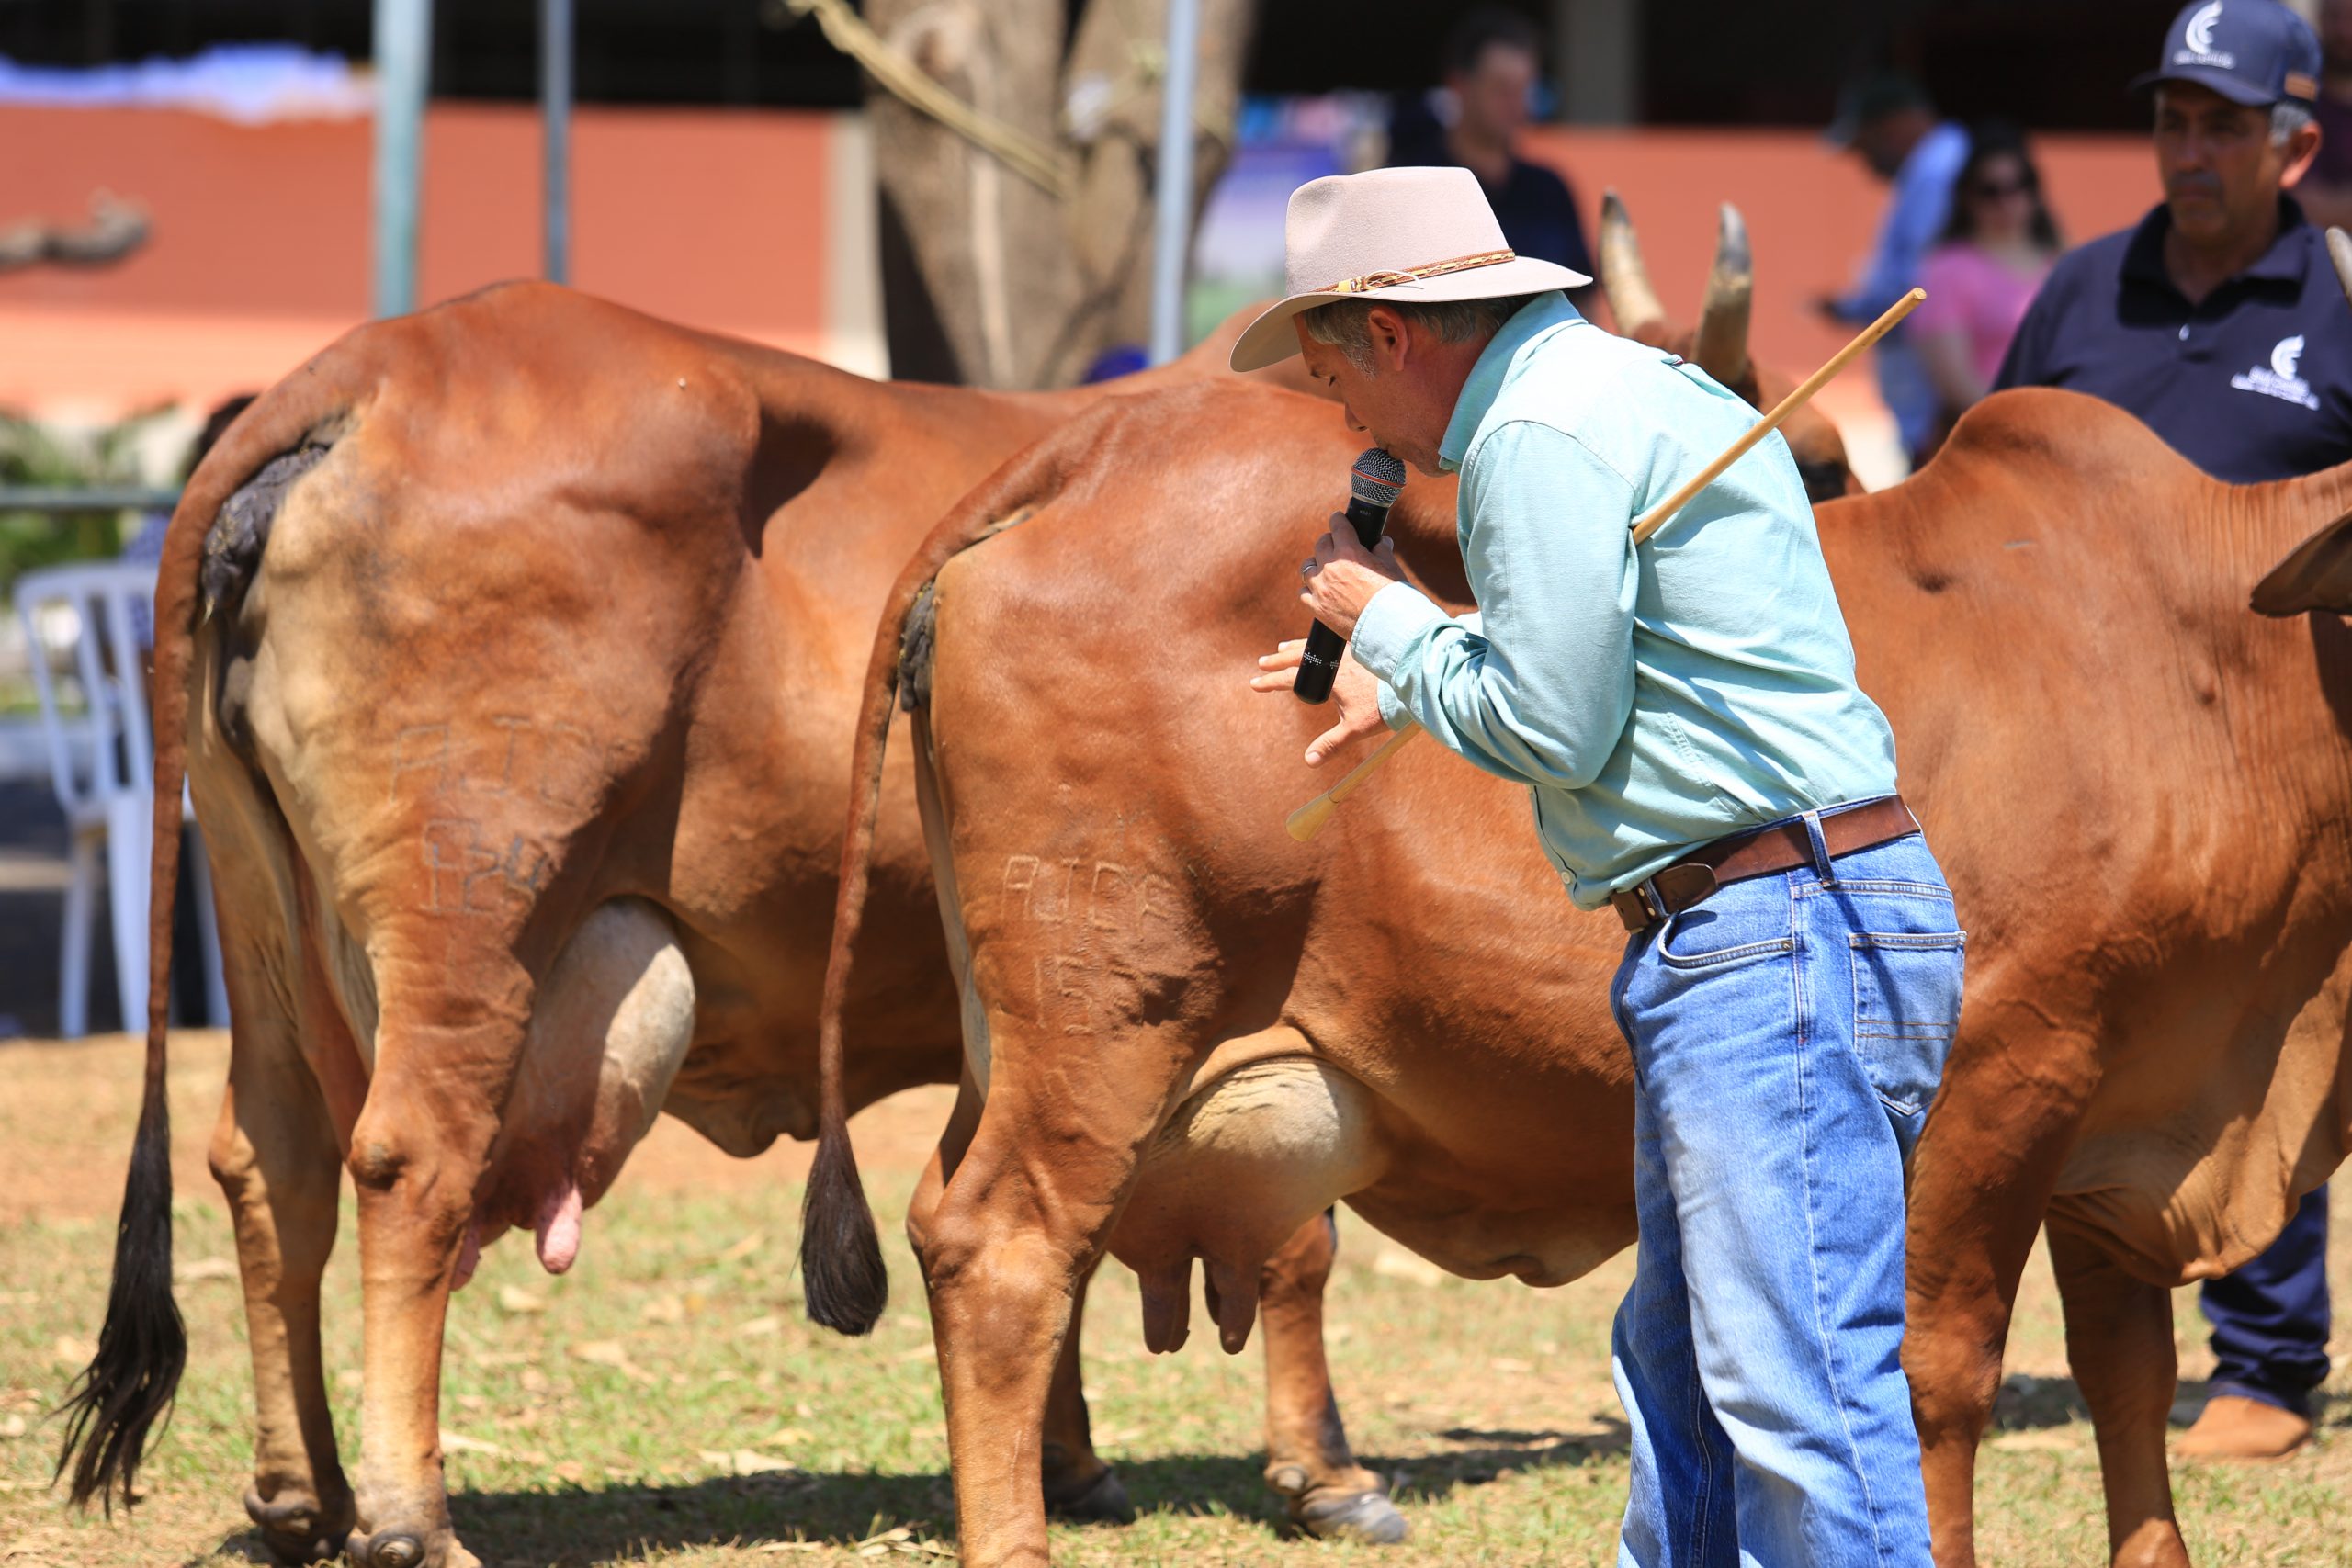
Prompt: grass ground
<box><xmin>4</xmin><ymin>1032</ymin><xmax>2348</xmax><ymax>1566</ymax></box>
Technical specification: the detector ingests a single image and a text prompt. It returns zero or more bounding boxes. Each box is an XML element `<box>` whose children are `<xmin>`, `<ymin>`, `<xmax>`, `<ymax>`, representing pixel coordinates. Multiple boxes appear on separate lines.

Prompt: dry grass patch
<box><xmin>3</xmin><ymin>1032</ymin><xmax>2347</xmax><ymax>1564</ymax></box>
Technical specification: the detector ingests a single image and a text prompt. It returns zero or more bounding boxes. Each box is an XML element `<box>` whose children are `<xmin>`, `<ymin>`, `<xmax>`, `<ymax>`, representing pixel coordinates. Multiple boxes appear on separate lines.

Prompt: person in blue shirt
<box><xmin>1996</xmin><ymin>0</ymin><xmax>2338</xmax><ymax>1461</ymax></box>
<box><xmin>1238</xmin><ymin>164</ymin><xmax>1962</xmax><ymax>1566</ymax></box>
<box><xmin>1820</xmin><ymin>74</ymin><xmax>1971</xmax><ymax>467</ymax></box>
<box><xmin>1386</xmin><ymin>7</ymin><xmax>1600</xmax><ymax>321</ymax></box>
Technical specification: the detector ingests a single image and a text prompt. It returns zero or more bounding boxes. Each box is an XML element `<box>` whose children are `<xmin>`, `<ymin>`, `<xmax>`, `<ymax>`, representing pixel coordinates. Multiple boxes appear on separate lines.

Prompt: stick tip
<box><xmin>1285</xmin><ymin>795</ymin><xmax>1337</xmax><ymax>843</ymax></box>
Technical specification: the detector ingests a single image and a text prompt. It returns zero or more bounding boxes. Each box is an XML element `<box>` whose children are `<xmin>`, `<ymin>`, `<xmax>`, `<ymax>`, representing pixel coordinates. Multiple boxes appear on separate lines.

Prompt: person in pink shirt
<box><xmin>1914</xmin><ymin>125</ymin><xmax>2063</xmax><ymax>454</ymax></box>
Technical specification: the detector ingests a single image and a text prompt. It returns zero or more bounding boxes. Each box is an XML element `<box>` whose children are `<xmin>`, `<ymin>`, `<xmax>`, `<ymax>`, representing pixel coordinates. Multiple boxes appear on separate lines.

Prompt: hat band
<box><xmin>1321</xmin><ymin>247</ymin><xmax>1517</xmax><ymax>296</ymax></box>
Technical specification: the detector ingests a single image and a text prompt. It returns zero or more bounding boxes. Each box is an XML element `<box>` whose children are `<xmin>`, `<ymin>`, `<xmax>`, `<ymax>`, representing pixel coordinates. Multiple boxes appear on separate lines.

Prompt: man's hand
<box><xmin>1251</xmin><ymin>639</ymin><xmax>1390</xmax><ymax>766</ymax></box>
<box><xmin>1296</xmin><ymin>513</ymin><xmax>1405</xmax><ymax>642</ymax></box>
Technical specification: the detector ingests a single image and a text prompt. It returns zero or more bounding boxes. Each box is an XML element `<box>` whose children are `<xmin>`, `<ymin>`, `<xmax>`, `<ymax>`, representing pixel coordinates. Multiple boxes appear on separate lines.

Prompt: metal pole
<box><xmin>1147</xmin><ymin>0</ymin><xmax>1202</xmax><ymax>365</ymax></box>
<box><xmin>541</xmin><ymin>0</ymin><xmax>572</xmax><ymax>284</ymax></box>
<box><xmin>373</xmin><ymin>0</ymin><xmax>432</xmax><ymax>317</ymax></box>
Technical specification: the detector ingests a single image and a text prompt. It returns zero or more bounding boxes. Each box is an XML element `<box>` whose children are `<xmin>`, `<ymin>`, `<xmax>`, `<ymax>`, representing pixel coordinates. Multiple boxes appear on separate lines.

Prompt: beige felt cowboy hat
<box><xmin>1228</xmin><ymin>165</ymin><xmax>1591</xmax><ymax>373</ymax></box>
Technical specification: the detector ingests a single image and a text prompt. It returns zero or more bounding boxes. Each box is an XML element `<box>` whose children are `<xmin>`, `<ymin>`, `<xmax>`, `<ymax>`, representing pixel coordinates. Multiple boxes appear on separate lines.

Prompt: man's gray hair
<box><xmin>1299</xmin><ymin>296</ymin><xmax>1517</xmax><ymax>372</ymax></box>
<box><xmin>2274</xmin><ymin>100</ymin><xmax>2315</xmax><ymax>143</ymax></box>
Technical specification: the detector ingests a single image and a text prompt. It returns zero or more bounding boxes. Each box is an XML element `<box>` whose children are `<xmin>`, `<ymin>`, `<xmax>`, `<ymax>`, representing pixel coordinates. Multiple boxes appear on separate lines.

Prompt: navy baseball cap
<box><xmin>2133</xmin><ymin>0</ymin><xmax>2321</xmax><ymax>107</ymax></box>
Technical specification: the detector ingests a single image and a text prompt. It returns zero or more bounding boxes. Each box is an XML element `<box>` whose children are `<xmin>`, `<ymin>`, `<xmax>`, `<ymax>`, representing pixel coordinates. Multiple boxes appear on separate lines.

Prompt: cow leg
<box><xmin>211</xmin><ymin>999</ymin><xmax>354</xmax><ymax>1564</ymax></box>
<box><xmin>341</xmin><ymin>971</ymin><xmax>525</xmax><ymax>1568</ymax></box>
<box><xmin>2047</xmin><ymin>1226</ymin><xmax>2190</xmax><ymax>1568</ymax></box>
<box><xmin>1258</xmin><ymin>1210</ymin><xmax>1402</xmax><ymax>1544</ymax></box>
<box><xmin>1901</xmin><ymin>1040</ymin><xmax>2091</xmax><ymax>1568</ymax></box>
<box><xmin>907</xmin><ymin>1100</ymin><xmax>1133</xmax><ymax>1528</ymax></box>
<box><xmin>917</xmin><ymin>1086</ymin><xmax>1160</xmax><ymax>1568</ymax></box>
<box><xmin>1036</xmin><ymin>1271</ymin><xmax>1134</xmax><ymax>1523</ymax></box>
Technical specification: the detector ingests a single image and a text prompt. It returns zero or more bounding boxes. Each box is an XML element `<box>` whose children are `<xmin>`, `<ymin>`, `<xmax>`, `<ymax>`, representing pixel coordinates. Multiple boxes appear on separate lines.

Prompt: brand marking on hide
<box><xmin>390</xmin><ymin>716</ymin><xmax>598</xmax><ymax>809</ymax></box>
<box><xmin>422</xmin><ymin>817</ymin><xmax>555</xmax><ymax>916</ymax></box>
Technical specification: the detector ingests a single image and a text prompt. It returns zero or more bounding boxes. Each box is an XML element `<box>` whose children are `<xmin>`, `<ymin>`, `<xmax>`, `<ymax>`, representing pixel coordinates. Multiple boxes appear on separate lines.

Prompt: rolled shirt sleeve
<box><xmin>1350</xmin><ymin>421</ymin><xmax>1637</xmax><ymax>789</ymax></box>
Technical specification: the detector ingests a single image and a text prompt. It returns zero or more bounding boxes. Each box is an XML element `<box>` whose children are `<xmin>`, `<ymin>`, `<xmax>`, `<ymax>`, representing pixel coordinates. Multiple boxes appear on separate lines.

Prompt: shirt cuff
<box><xmin>1350</xmin><ymin>581</ymin><xmax>1447</xmax><ymax>682</ymax></box>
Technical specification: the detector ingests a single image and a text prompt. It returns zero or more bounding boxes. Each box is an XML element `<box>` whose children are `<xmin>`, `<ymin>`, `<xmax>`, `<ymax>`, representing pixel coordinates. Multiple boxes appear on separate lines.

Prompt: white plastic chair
<box><xmin>15</xmin><ymin>559</ymin><xmax>228</xmax><ymax>1037</ymax></box>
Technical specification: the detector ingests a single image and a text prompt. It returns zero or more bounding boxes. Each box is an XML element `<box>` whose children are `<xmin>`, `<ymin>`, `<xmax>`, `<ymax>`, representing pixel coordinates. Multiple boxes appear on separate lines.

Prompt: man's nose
<box><xmin>1342</xmin><ymin>403</ymin><xmax>1367</xmax><ymax>434</ymax></box>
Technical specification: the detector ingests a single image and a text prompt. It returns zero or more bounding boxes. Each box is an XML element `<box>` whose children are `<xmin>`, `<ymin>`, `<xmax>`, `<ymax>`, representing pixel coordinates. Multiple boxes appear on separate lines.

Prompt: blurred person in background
<box><xmin>1996</xmin><ymin>0</ymin><xmax>2342</xmax><ymax>1461</ymax></box>
<box><xmin>1819</xmin><ymin>73</ymin><xmax>1970</xmax><ymax>467</ymax></box>
<box><xmin>2286</xmin><ymin>0</ymin><xmax>2352</xmax><ymax>225</ymax></box>
<box><xmin>1910</xmin><ymin>124</ymin><xmax>2062</xmax><ymax>455</ymax></box>
<box><xmin>1386</xmin><ymin>6</ymin><xmax>1600</xmax><ymax>319</ymax></box>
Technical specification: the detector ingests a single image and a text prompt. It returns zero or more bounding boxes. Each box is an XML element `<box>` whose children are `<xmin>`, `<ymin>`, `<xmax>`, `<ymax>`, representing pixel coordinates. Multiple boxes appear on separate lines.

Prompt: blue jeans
<box><xmin>2201</xmin><ymin>1186</ymin><xmax>2331</xmax><ymax>1416</ymax></box>
<box><xmin>1608</xmin><ymin>820</ymin><xmax>1962</xmax><ymax>1568</ymax></box>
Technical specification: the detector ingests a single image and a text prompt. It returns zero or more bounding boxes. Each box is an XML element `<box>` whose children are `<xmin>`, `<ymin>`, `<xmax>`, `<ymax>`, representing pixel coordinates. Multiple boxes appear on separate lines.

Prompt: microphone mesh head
<box><xmin>1350</xmin><ymin>446</ymin><xmax>1407</xmax><ymax>508</ymax></box>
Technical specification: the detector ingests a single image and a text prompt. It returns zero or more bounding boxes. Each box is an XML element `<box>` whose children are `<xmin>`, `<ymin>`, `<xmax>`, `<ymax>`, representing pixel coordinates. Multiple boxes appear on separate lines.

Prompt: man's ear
<box><xmin>2282</xmin><ymin>120</ymin><xmax>2324</xmax><ymax>189</ymax></box>
<box><xmin>1364</xmin><ymin>305</ymin><xmax>1411</xmax><ymax>371</ymax></box>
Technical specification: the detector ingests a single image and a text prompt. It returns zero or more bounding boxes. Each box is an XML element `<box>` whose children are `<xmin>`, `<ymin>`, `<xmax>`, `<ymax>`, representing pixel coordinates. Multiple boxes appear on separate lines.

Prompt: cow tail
<box><xmin>802</xmin><ymin>407</ymin><xmax>1097</xmax><ymax>1336</ymax></box>
<box><xmin>56</xmin><ymin>364</ymin><xmax>356</xmax><ymax>1511</ymax></box>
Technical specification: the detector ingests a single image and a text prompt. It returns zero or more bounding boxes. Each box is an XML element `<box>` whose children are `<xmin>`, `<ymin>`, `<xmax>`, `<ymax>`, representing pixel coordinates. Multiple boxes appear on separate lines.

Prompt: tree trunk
<box><xmin>865</xmin><ymin>0</ymin><xmax>1257</xmax><ymax>389</ymax></box>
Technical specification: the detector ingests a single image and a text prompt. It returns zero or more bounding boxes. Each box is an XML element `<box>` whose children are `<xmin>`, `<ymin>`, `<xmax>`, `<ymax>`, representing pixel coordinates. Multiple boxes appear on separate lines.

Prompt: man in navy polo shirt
<box><xmin>1996</xmin><ymin>0</ymin><xmax>2341</xmax><ymax>1459</ymax></box>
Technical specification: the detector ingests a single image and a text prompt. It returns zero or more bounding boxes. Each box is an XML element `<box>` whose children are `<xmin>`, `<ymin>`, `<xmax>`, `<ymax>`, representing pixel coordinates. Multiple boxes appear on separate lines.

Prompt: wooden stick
<box><xmin>1283</xmin><ymin>288</ymin><xmax>1925</xmax><ymax>844</ymax></box>
<box><xmin>1284</xmin><ymin>721</ymin><xmax>1424</xmax><ymax>842</ymax></box>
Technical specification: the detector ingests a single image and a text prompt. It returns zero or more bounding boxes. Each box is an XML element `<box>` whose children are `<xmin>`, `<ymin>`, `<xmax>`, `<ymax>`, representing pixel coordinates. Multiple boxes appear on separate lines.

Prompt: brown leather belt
<box><xmin>1609</xmin><ymin>795</ymin><xmax>1922</xmax><ymax>934</ymax></box>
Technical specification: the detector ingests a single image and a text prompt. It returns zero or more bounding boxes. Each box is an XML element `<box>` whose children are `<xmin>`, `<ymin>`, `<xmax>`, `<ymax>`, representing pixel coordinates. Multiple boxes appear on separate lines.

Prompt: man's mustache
<box><xmin>2166</xmin><ymin>173</ymin><xmax>2224</xmax><ymax>202</ymax></box>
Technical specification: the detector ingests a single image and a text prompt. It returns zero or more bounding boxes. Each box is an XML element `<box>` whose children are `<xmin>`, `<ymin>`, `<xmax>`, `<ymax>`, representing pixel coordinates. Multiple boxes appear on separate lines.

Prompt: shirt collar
<box><xmin>2121</xmin><ymin>195</ymin><xmax>2312</xmax><ymax>295</ymax></box>
<box><xmin>1438</xmin><ymin>291</ymin><xmax>1579</xmax><ymax>472</ymax></box>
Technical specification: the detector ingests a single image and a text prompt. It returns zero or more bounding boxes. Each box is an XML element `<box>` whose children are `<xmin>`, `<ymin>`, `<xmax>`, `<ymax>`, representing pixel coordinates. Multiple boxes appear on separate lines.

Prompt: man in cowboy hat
<box><xmin>1245</xmin><ymin>165</ymin><xmax>1961</xmax><ymax>1565</ymax></box>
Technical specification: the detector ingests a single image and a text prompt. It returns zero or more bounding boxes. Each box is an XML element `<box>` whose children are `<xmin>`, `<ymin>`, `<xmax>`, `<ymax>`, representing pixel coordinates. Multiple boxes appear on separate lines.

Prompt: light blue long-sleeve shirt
<box><xmin>1831</xmin><ymin>119</ymin><xmax>1969</xmax><ymax>456</ymax></box>
<box><xmin>1349</xmin><ymin>292</ymin><xmax>1900</xmax><ymax>910</ymax></box>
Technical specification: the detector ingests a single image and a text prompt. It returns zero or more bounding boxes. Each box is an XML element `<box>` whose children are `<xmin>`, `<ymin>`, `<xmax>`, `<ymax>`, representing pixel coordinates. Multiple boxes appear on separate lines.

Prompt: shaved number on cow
<box><xmin>1001</xmin><ymin>853</ymin><xmax>1181</xmax><ymax>1033</ymax></box>
<box><xmin>393</xmin><ymin>717</ymin><xmax>599</xmax><ymax>918</ymax></box>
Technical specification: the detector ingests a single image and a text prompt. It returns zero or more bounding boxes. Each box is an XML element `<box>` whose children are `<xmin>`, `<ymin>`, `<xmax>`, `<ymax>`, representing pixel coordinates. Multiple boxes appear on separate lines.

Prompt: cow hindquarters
<box><xmin>1258</xmin><ymin>1212</ymin><xmax>1404</xmax><ymax>1544</ymax></box>
<box><xmin>2047</xmin><ymin>1226</ymin><xmax>2189</xmax><ymax>1568</ymax></box>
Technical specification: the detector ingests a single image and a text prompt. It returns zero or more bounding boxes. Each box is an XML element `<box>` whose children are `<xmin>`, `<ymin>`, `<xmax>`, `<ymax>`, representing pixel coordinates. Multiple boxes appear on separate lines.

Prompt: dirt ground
<box><xmin>5</xmin><ymin>1032</ymin><xmax>2349</xmax><ymax>1566</ymax></box>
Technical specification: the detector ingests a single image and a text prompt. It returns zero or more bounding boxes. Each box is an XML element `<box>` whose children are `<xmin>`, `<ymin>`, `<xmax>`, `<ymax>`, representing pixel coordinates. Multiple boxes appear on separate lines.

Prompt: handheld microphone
<box><xmin>1295</xmin><ymin>446</ymin><xmax>1408</xmax><ymax>705</ymax></box>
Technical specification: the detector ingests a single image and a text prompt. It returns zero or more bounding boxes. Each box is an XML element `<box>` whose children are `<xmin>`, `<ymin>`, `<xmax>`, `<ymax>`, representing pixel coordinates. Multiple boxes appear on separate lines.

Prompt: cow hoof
<box><xmin>1042</xmin><ymin>1463</ymin><xmax>1135</xmax><ymax>1526</ymax></box>
<box><xmin>243</xmin><ymin>1488</ymin><xmax>349</xmax><ymax>1564</ymax></box>
<box><xmin>1291</xmin><ymin>1486</ymin><xmax>1409</xmax><ymax>1545</ymax></box>
<box><xmin>348</xmin><ymin>1530</ymin><xmax>425</xmax><ymax>1568</ymax></box>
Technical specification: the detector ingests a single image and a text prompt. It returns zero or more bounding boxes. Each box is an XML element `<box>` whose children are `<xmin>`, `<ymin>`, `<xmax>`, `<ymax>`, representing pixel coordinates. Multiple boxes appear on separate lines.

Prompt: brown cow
<box><xmin>1598</xmin><ymin>192</ymin><xmax>1858</xmax><ymax>502</ymax></box>
<box><xmin>804</xmin><ymin>374</ymin><xmax>2352</xmax><ymax>1567</ymax></box>
<box><xmin>52</xmin><ymin>281</ymin><xmax>1408</xmax><ymax>1568</ymax></box>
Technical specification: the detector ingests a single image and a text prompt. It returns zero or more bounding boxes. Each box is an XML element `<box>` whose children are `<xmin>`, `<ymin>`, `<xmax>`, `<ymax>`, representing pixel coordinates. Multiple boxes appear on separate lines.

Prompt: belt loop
<box><xmin>1802</xmin><ymin>809</ymin><xmax>1837</xmax><ymax>889</ymax></box>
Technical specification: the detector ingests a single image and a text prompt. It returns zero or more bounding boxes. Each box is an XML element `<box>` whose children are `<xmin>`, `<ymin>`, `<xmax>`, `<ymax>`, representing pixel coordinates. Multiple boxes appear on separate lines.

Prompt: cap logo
<box><xmin>2186</xmin><ymin>0</ymin><xmax>2222</xmax><ymax>54</ymax></box>
<box><xmin>2173</xmin><ymin>0</ymin><xmax>2239</xmax><ymax>69</ymax></box>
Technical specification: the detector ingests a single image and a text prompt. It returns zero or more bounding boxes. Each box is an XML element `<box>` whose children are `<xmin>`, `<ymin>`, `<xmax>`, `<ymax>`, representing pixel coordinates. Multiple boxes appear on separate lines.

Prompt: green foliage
<box><xmin>0</xmin><ymin>408</ymin><xmax>175</xmax><ymax>604</ymax></box>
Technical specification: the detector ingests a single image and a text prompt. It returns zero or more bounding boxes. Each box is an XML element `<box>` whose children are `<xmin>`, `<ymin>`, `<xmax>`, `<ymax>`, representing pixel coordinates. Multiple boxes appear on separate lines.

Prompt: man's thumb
<box><xmin>1305</xmin><ymin>719</ymin><xmax>1351</xmax><ymax>767</ymax></box>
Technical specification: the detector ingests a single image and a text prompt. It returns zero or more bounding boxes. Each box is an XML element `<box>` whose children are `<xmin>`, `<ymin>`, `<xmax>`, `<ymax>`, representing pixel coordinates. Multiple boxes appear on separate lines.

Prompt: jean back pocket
<box><xmin>1849</xmin><ymin>931</ymin><xmax>1964</xmax><ymax>1119</ymax></box>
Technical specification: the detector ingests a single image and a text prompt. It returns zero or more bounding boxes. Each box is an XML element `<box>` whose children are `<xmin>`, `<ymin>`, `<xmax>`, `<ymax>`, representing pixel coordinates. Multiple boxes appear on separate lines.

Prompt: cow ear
<box><xmin>2252</xmin><ymin>509</ymin><xmax>2352</xmax><ymax>615</ymax></box>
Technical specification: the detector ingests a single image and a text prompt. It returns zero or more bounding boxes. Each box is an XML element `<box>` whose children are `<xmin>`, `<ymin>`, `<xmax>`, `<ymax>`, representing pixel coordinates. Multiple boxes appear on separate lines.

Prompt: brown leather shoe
<box><xmin>2175</xmin><ymin>1394</ymin><xmax>2313</xmax><ymax>1460</ymax></box>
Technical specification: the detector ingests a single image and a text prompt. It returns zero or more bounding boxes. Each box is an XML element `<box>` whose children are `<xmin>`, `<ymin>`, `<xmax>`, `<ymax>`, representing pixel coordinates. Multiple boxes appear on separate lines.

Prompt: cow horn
<box><xmin>2329</xmin><ymin>226</ymin><xmax>2352</xmax><ymax>310</ymax></box>
<box><xmin>1694</xmin><ymin>202</ymin><xmax>1754</xmax><ymax>389</ymax></box>
<box><xmin>1599</xmin><ymin>189</ymin><xmax>1667</xmax><ymax>334</ymax></box>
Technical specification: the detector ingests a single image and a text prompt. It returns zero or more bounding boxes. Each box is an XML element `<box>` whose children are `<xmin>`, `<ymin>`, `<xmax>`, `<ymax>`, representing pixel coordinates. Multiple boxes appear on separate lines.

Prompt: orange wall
<box><xmin>3</xmin><ymin>107</ymin><xmax>2162</xmax><ymax>419</ymax></box>
<box><xmin>2</xmin><ymin>104</ymin><xmax>835</xmax><ymax>412</ymax></box>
